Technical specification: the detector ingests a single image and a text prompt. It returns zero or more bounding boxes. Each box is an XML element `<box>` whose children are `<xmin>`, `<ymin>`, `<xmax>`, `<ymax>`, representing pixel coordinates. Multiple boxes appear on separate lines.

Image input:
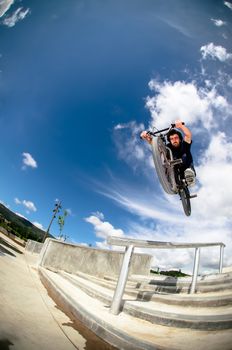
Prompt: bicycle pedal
<box><xmin>189</xmin><ymin>193</ymin><xmax>197</xmax><ymax>199</ymax></box>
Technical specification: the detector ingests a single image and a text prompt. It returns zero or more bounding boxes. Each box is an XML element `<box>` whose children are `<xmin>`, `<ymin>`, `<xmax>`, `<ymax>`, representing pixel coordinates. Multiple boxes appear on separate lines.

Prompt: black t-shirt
<box><xmin>167</xmin><ymin>140</ymin><xmax>193</xmax><ymax>167</ymax></box>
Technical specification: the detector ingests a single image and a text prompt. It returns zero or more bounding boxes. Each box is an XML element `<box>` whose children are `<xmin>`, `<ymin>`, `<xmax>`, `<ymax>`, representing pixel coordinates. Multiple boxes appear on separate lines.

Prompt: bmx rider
<box><xmin>140</xmin><ymin>120</ymin><xmax>196</xmax><ymax>186</ymax></box>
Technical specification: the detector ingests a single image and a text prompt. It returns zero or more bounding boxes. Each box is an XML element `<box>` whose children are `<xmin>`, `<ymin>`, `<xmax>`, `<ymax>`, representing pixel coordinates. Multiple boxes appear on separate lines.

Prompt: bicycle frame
<box><xmin>146</xmin><ymin>124</ymin><xmax>193</xmax><ymax>216</ymax></box>
<box><xmin>148</xmin><ymin>126</ymin><xmax>182</xmax><ymax>192</ymax></box>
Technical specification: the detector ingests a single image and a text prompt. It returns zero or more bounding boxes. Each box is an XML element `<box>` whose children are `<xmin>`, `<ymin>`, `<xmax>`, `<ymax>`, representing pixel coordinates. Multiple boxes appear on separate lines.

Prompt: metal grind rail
<box><xmin>107</xmin><ymin>236</ymin><xmax>225</xmax><ymax>315</ymax></box>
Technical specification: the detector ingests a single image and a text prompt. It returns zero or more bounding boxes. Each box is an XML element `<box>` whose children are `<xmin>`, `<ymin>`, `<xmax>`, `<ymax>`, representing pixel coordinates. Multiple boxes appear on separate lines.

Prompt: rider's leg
<box><xmin>184</xmin><ymin>168</ymin><xmax>195</xmax><ymax>186</ymax></box>
<box><xmin>181</xmin><ymin>154</ymin><xmax>196</xmax><ymax>186</ymax></box>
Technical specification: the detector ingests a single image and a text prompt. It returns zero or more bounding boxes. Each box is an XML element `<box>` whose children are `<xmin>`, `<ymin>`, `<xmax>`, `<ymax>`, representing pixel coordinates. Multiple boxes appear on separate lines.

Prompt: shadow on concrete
<box><xmin>136</xmin><ymin>276</ymin><xmax>180</xmax><ymax>302</ymax></box>
<box><xmin>0</xmin><ymin>339</ymin><xmax>14</xmax><ymax>350</ymax></box>
<box><xmin>0</xmin><ymin>237</ymin><xmax>23</xmax><ymax>255</ymax></box>
<box><xmin>120</xmin><ymin>276</ymin><xmax>182</xmax><ymax>305</ymax></box>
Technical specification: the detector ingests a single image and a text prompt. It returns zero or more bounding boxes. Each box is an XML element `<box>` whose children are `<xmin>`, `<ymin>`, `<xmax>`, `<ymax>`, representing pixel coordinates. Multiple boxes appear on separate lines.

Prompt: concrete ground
<box><xmin>0</xmin><ymin>232</ymin><xmax>113</xmax><ymax>350</ymax></box>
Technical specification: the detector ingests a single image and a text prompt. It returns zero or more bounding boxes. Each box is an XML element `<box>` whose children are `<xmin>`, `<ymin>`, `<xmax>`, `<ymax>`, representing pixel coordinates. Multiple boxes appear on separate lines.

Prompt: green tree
<box><xmin>58</xmin><ymin>210</ymin><xmax>68</xmax><ymax>240</ymax></box>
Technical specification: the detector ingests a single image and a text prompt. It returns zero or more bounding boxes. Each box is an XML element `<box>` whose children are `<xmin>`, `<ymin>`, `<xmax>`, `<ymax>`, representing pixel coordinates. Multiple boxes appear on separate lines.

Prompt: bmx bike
<box><xmin>146</xmin><ymin>124</ymin><xmax>197</xmax><ymax>216</ymax></box>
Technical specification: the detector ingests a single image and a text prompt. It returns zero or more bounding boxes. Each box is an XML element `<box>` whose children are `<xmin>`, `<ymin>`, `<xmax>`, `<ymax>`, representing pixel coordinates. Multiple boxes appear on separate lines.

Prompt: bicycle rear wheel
<box><xmin>179</xmin><ymin>187</ymin><xmax>191</xmax><ymax>216</ymax></box>
<box><xmin>151</xmin><ymin>137</ymin><xmax>176</xmax><ymax>195</ymax></box>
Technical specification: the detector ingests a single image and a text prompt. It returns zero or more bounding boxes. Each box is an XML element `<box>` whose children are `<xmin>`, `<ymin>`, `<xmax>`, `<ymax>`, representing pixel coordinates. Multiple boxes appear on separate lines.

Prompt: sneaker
<box><xmin>184</xmin><ymin>168</ymin><xmax>196</xmax><ymax>186</ymax></box>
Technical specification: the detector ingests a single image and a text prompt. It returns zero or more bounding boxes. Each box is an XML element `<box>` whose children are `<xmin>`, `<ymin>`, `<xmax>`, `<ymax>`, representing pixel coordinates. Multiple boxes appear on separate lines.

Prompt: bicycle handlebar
<box><xmin>140</xmin><ymin>122</ymin><xmax>185</xmax><ymax>138</ymax></box>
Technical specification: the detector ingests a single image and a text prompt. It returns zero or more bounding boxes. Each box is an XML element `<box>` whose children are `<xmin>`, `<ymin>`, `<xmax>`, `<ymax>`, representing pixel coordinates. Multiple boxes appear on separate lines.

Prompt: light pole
<box><xmin>42</xmin><ymin>201</ymin><xmax>62</xmax><ymax>243</ymax></box>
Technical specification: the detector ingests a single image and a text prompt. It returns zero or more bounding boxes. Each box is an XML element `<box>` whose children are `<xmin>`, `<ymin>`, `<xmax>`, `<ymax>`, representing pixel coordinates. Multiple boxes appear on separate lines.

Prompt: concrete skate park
<box><xmin>1</xmin><ymin>230</ymin><xmax>232</xmax><ymax>350</ymax></box>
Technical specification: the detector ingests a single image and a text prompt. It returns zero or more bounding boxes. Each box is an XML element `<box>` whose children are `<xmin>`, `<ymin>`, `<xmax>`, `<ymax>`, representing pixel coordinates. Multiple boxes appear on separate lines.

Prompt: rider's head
<box><xmin>167</xmin><ymin>129</ymin><xmax>183</xmax><ymax>147</ymax></box>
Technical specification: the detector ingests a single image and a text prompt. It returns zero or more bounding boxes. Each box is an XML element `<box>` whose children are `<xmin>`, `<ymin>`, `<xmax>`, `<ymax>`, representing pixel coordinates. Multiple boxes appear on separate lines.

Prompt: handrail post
<box><xmin>110</xmin><ymin>244</ymin><xmax>134</xmax><ymax>315</ymax></box>
<box><xmin>190</xmin><ymin>247</ymin><xmax>200</xmax><ymax>294</ymax></box>
<box><xmin>219</xmin><ymin>245</ymin><xmax>224</xmax><ymax>273</ymax></box>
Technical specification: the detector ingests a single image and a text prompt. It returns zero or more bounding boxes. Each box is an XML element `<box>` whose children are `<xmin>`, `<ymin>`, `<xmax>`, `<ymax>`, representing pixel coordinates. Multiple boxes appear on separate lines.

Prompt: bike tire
<box><xmin>151</xmin><ymin>137</ymin><xmax>176</xmax><ymax>195</ymax></box>
<box><xmin>179</xmin><ymin>187</ymin><xmax>191</xmax><ymax>216</ymax></box>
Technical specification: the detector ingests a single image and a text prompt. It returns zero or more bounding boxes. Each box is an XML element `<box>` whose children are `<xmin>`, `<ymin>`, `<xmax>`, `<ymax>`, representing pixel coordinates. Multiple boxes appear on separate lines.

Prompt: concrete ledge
<box><xmin>38</xmin><ymin>238</ymin><xmax>152</xmax><ymax>277</ymax></box>
<box><xmin>25</xmin><ymin>239</ymin><xmax>43</xmax><ymax>254</ymax></box>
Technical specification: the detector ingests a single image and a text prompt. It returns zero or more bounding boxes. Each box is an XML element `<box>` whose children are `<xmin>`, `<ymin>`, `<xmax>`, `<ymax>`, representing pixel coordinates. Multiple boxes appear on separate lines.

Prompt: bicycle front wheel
<box><xmin>151</xmin><ymin>137</ymin><xmax>176</xmax><ymax>195</ymax></box>
<box><xmin>179</xmin><ymin>187</ymin><xmax>191</xmax><ymax>216</ymax></box>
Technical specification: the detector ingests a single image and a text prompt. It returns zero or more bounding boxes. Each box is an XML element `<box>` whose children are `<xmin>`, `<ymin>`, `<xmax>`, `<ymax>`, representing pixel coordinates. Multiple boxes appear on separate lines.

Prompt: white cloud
<box><xmin>161</xmin><ymin>18</ymin><xmax>191</xmax><ymax>38</ymax></box>
<box><xmin>224</xmin><ymin>1</ymin><xmax>232</xmax><ymax>10</ymax></box>
<box><xmin>0</xmin><ymin>0</ymin><xmax>14</xmax><ymax>17</ymax></box>
<box><xmin>3</xmin><ymin>7</ymin><xmax>30</xmax><ymax>27</ymax></box>
<box><xmin>84</xmin><ymin>212</ymin><xmax>126</xmax><ymax>251</ymax></box>
<box><xmin>92</xmin><ymin>211</ymin><xmax>104</xmax><ymax>220</ymax></box>
<box><xmin>98</xmin><ymin>187</ymin><xmax>184</xmax><ymax>224</ymax></box>
<box><xmin>195</xmin><ymin>132</ymin><xmax>232</xmax><ymax>218</ymax></box>
<box><xmin>95</xmin><ymin>239</ymin><xmax>125</xmax><ymax>251</ymax></box>
<box><xmin>114</xmin><ymin>124</ymin><xmax>128</xmax><ymax>130</ymax></box>
<box><xmin>22</xmin><ymin>200</ymin><xmax>37</xmax><ymax>212</ymax></box>
<box><xmin>145</xmin><ymin>80</ymin><xmax>228</xmax><ymax>130</ymax></box>
<box><xmin>210</xmin><ymin>18</ymin><xmax>226</xmax><ymax>27</ymax></box>
<box><xmin>113</xmin><ymin>121</ymin><xmax>148</xmax><ymax>170</ymax></box>
<box><xmin>33</xmin><ymin>221</ymin><xmax>44</xmax><ymax>230</ymax></box>
<box><xmin>85</xmin><ymin>213</ymin><xmax>124</xmax><ymax>240</ymax></box>
<box><xmin>14</xmin><ymin>197</ymin><xmax>21</xmax><ymax>204</ymax></box>
<box><xmin>22</xmin><ymin>152</ymin><xmax>37</xmax><ymax>169</ymax></box>
<box><xmin>200</xmin><ymin>43</ymin><xmax>232</xmax><ymax>62</ymax></box>
<box><xmin>15</xmin><ymin>197</ymin><xmax>37</xmax><ymax>212</ymax></box>
<box><xmin>131</xmin><ymin>226</ymin><xmax>195</xmax><ymax>272</ymax></box>
<box><xmin>95</xmin><ymin>241</ymin><xmax>110</xmax><ymax>249</ymax></box>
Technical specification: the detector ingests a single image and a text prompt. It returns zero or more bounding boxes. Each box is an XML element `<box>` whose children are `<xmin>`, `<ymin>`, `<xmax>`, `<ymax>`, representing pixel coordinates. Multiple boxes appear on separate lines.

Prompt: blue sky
<box><xmin>0</xmin><ymin>0</ymin><xmax>232</xmax><ymax>273</ymax></box>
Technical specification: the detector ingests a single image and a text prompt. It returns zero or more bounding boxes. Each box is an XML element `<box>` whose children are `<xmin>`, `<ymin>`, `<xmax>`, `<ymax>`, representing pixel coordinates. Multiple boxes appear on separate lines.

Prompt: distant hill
<box><xmin>150</xmin><ymin>268</ymin><xmax>190</xmax><ymax>278</ymax></box>
<box><xmin>0</xmin><ymin>203</ymin><xmax>51</xmax><ymax>242</ymax></box>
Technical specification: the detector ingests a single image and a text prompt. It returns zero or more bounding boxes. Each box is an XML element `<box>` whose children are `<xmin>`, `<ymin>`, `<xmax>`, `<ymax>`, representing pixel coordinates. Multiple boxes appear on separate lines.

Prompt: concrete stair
<box><xmin>39</xmin><ymin>267</ymin><xmax>232</xmax><ymax>349</ymax></box>
<box><xmin>129</xmin><ymin>273</ymin><xmax>232</xmax><ymax>294</ymax></box>
<box><xmin>55</xmin><ymin>270</ymin><xmax>232</xmax><ymax>330</ymax></box>
<box><xmin>62</xmin><ymin>270</ymin><xmax>232</xmax><ymax>307</ymax></box>
<box><xmin>72</xmin><ymin>270</ymin><xmax>232</xmax><ymax>294</ymax></box>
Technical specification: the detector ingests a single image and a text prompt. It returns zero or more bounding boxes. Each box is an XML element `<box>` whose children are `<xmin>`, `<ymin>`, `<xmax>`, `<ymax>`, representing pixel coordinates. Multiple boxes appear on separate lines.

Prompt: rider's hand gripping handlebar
<box><xmin>140</xmin><ymin>122</ymin><xmax>185</xmax><ymax>139</ymax></box>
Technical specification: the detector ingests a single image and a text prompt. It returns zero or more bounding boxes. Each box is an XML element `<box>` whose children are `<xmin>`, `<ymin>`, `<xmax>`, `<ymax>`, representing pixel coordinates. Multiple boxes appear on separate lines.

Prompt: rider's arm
<box><xmin>140</xmin><ymin>131</ymin><xmax>152</xmax><ymax>144</ymax></box>
<box><xmin>175</xmin><ymin>120</ymin><xmax>192</xmax><ymax>144</ymax></box>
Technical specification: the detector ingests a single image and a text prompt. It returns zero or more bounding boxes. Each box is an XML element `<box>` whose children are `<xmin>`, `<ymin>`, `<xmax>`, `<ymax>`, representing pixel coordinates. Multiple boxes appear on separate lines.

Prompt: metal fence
<box><xmin>107</xmin><ymin>236</ymin><xmax>225</xmax><ymax>315</ymax></box>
